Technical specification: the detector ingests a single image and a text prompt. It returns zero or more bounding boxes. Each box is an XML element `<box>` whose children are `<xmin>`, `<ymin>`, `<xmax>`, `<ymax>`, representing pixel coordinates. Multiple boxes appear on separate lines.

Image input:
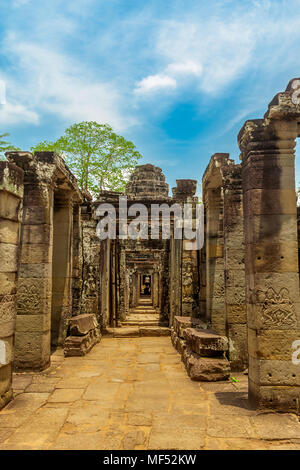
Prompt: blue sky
<box><xmin>1</xmin><ymin>0</ymin><xmax>300</xmax><ymax>193</ymax></box>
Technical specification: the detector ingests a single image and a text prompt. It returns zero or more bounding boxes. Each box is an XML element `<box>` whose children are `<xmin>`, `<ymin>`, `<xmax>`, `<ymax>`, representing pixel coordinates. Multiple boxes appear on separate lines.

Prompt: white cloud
<box><xmin>133</xmin><ymin>16</ymin><xmax>254</xmax><ymax>97</ymax></box>
<box><xmin>0</xmin><ymin>102</ymin><xmax>39</xmax><ymax>125</ymax></box>
<box><xmin>1</xmin><ymin>34</ymin><xmax>133</xmax><ymax>131</ymax></box>
<box><xmin>134</xmin><ymin>3</ymin><xmax>300</xmax><ymax>98</ymax></box>
<box><xmin>135</xmin><ymin>74</ymin><xmax>177</xmax><ymax>95</ymax></box>
<box><xmin>167</xmin><ymin>61</ymin><xmax>202</xmax><ymax>77</ymax></box>
<box><xmin>152</xmin><ymin>18</ymin><xmax>254</xmax><ymax>95</ymax></box>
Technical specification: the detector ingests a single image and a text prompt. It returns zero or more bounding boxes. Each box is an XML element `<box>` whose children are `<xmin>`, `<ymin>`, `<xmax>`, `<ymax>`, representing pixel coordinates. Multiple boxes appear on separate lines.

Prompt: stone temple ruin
<box><xmin>0</xmin><ymin>79</ymin><xmax>300</xmax><ymax>417</ymax></box>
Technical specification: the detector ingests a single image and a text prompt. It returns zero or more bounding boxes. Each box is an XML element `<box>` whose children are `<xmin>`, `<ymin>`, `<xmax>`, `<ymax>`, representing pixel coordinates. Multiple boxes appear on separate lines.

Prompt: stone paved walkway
<box><xmin>0</xmin><ymin>337</ymin><xmax>300</xmax><ymax>450</ymax></box>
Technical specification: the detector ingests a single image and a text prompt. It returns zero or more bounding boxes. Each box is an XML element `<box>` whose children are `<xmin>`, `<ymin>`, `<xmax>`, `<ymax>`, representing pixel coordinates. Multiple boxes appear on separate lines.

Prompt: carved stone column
<box><xmin>223</xmin><ymin>165</ymin><xmax>247</xmax><ymax>371</ymax></box>
<box><xmin>204</xmin><ymin>188</ymin><xmax>226</xmax><ymax>335</ymax></box>
<box><xmin>8</xmin><ymin>153</ymin><xmax>55</xmax><ymax>371</ymax></box>
<box><xmin>239</xmin><ymin>117</ymin><xmax>300</xmax><ymax>411</ymax></box>
<box><xmin>169</xmin><ymin>235</ymin><xmax>182</xmax><ymax>325</ymax></box>
<box><xmin>51</xmin><ymin>191</ymin><xmax>74</xmax><ymax>347</ymax></box>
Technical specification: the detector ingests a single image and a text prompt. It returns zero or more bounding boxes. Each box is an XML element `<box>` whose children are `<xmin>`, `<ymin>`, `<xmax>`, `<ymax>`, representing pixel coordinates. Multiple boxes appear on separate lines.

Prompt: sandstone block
<box><xmin>227</xmin><ymin>323</ymin><xmax>248</xmax><ymax>371</ymax></box>
<box><xmin>14</xmin><ymin>330</ymin><xmax>50</xmax><ymax>371</ymax></box>
<box><xmin>0</xmin><ymin>219</ymin><xmax>20</xmax><ymax>244</ymax></box>
<box><xmin>249</xmin><ymin>356</ymin><xmax>300</xmax><ymax>386</ymax></box>
<box><xmin>68</xmin><ymin>314</ymin><xmax>99</xmax><ymax>336</ymax></box>
<box><xmin>0</xmin><ymin>294</ymin><xmax>17</xmax><ymax>337</ymax></box>
<box><xmin>20</xmin><ymin>243</ymin><xmax>52</xmax><ymax>264</ymax></box>
<box><xmin>183</xmin><ymin>327</ymin><xmax>228</xmax><ymax>357</ymax></box>
<box><xmin>139</xmin><ymin>327</ymin><xmax>170</xmax><ymax>336</ymax></box>
<box><xmin>21</xmin><ymin>224</ymin><xmax>52</xmax><ymax>245</ymax></box>
<box><xmin>248</xmin><ymin>379</ymin><xmax>300</xmax><ymax>413</ymax></box>
<box><xmin>64</xmin><ymin>329</ymin><xmax>101</xmax><ymax>357</ymax></box>
<box><xmin>0</xmin><ymin>192</ymin><xmax>21</xmax><ymax>221</ymax></box>
<box><xmin>248</xmin><ymin>328</ymin><xmax>300</xmax><ymax>361</ymax></box>
<box><xmin>16</xmin><ymin>314</ymin><xmax>50</xmax><ymax>333</ymax></box>
<box><xmin>0</xmin><ymin>244</ymin><xmax>18</xmax><ymax>272</ymax></box>
<box><xmin>183</xmin><ymin>348</ymin><xmax>230</xmax><ymax>381</ymax></box>
<box><xmin>173</xmin><ymin>316</ymin><xmax>207</xmax><ymax>338</ymax></box>
<box><xmin>0</xmin><ymin>272</ymin><xmax>17</xmax><ymax>295</ymax></box>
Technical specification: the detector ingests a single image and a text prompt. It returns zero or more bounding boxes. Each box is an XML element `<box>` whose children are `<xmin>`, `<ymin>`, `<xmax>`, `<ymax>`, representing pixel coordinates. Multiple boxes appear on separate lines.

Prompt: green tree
<box><xmin>0</xmin><ymin>133</ymin><xmax>20</xmax><ymax>160</ymax></box>
<box><xmin>31</xmin><ymin>122</ymin><xmax>142</xmax><ymax>194</ymax></box>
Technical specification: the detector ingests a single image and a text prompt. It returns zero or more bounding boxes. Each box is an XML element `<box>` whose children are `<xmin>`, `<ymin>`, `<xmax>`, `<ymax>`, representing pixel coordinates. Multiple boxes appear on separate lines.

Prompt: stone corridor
<box><xmin>0</xmin><ymin>337</ymin><xmax>299</xmax><ymax>450</ymax></box>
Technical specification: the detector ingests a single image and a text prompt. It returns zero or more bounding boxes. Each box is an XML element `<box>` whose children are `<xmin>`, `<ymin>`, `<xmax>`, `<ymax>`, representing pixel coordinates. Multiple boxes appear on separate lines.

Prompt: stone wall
<box><xmin>6</xmin><ymin>151</ymin><xmax>82</xmax><ymax>370</ymax></box>
<box><xmin>238</xmin><ymin>78</ymin><xmax>300</xmax><ymax>412</ymax></box>
<box><xmin>0</xmin><ymin>161</ymin><xmax>23</xmax><ymax>409</ymax></box>
<box><xmin>202</xmin><ymin>154</ymin><xmax>247</xmax><ymax>370</ymax></box>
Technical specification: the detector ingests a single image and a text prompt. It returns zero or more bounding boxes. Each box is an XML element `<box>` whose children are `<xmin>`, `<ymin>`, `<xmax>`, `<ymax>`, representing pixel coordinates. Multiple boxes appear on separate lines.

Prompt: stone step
<box><xmin>128</xmin><ymin>311</ymin><xmax>158</xmax><ymax>317</ymax></box>
<box><xmin>122</xmin><ymin>321</ymin><xmax>162</xmax><ymax>326</ymax></box>
<box><xmin>131</xmin><ymin>311</ymin><xmax>157</xmax><ymax>315</ymax></box>
<box><xmin>131</xmin><ymin>306</ymin><xmax>157</xmax><ymax>311</ymax></box>
<box><xmin>105</xmin><ymin>326</ymin><xmax>170</xmax><ymax>338</ymax></box>
<box><xmin>127</xmin><ymin>313</ymin><xmax>160</xmax><ymax>319</ymax></box>
<box><xmin>122</xmin><ymin>313</ymin><xmax>168</xmax><ymax>327</ymax></box>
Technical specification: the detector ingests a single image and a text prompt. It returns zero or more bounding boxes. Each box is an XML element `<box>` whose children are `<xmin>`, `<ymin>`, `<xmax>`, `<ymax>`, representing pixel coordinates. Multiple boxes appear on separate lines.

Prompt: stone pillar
<box><xmin>239</xmin><ymin>118</ymin><xmax>300</xmax><ymax>411</ymax></box>
<box><xmin>0</xmin><ymin>162</ymin><xmax>23</xmax><ymax>408</ymax></box>
<box><xmin>51</xmin><ymin>191</ymin><xmax>74</xmax><ymax>347</ymax></box>
<box><xmin>223</xmin><ymin>165</ymin><xmax>247</xmax><ymax>371</ymax></box>
<box><xmin>169</xmin><ymin>236</ymin><xmax>182</xmax><ymax>325</ymax></box>
<box><xmin>80</xmin><ymin>203</ymin><xmax>100</xmax><ymax>320</ymax></box>
<box><xmin>118</xmin><ymin>245</ymin><xmax>127</xmax><ymax>322</ymax></box>
<box><xmin>153</xmin><ymin>270</ymin><xmax>159</xmax><ymax>310</ymax></box>
<box><xmin>199</xmin><ymin>225</ymin><xmax>207</xmax><ymax>319</ymax></box>
<box><xmin>181</xmin><ymin>241</ymin><xmax>198</xmax><ymax>316</ymax></box>
<box><xmin>10</xmin><ymin>154</ymin><xmax>54</xmax><ymax>371</ymax></box>
<box><xmin>99</xmin><ymin>238</ymin><xmax>111</xmax><ymax>327</ymax></box>
<box><xmin>72</xmin><ymin>204</ymin><xmax>82</xmax><ymax>316</ymax></box>
<box><xmin>205</xmin><ymin>188</ymin><xmax>226</xmax><ymax>335</ymax></box>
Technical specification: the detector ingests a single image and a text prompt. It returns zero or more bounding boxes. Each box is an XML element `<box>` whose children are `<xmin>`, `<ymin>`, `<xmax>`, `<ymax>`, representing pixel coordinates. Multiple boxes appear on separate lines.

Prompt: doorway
<box><xmin>140</xmin><ymin>274</ymin><xmax>152</xmax><ymax>298</ymax></box>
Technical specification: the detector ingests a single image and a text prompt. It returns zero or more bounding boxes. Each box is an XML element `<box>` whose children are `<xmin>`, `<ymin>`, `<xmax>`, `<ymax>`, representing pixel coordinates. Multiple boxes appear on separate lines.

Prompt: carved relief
<box><xmin>17</xmin><ymin>283</ymin><xmax>40</xmax><ymax>312</ymax></box>
<box><xmin>258</xmin><ymin>287</ymin><xmax>296</xmax><ymax>326</ymax></box>
<box><xmin>182</xmin><ymin>262</ymin><xmax>194</xmax><ymax>301</ymax></box>
<box><xmin>83</xmin><ymin>266</ymin><xmax>97</xmax><ymax>297</ymax></box>
<box><xmin>0</xmin><ymin>295</ymin><xmax>16</xmax><ymax>323</ymax></box>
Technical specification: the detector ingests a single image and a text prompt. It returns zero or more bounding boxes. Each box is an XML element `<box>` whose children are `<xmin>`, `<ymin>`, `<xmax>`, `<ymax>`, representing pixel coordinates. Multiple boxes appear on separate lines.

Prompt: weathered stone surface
<box><xmin>238</xmin><ymin>78</ymin><xmax>300</xmax><ymax>412</ymax></box>
<box><xmin>68</xmin><ymin>314</ymin><xmax>99</xmax><ymax>336</ymax></box>
<box><xmin>0</xmin><ymin>162</ymin><xmax>23</xmax><ymax>410</ymax></box>
<box><xmin>64</xmin><ymin>328</ymin><xmax>101</xmax><ymax>357</ymax></box>
<box><xmin>173</xmin><ymin>316</ymin><xmax>207</xmax><ymax>339</ymax></box>
<box><xmin>14</xmin><ymin>330</ymin><xmax>50</xmax><ymax>371</ymax></box>
<box><xmin>139</xmin><ymin>327</ymin><xmax>170</xmax><ymax>337</ymax></box>
<box><xmin>183</xmin><ymin>327</ymin><xmax>228</xmax><ymax>357</ymax></box>
<box><xmin>183</xmin><ymin>348</ymin><xmax>230</xmax><ymax>381</ymax></box>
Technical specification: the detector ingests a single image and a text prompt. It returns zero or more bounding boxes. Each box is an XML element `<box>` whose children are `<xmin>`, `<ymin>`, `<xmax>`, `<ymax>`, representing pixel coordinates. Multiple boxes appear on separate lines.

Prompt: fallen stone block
<box><xmin>177</xmin><ymin>336</ymin><xmax>187</xmax><ymax>355</ymax></box>
<box><xmin>171</xmin><ymin>327</ymin><xmax>178</xmax><ymax>347</ymax></box>
<box><xmin>171</xmin><ymin>327</ymin><xmax>187</xmax><ymax>355</ymax></box>
<box><xmin>68</xmin><ymin>314</ymin><xmax>99</xmax><ymax>336</ymax></box>
<box><xmin>183</xmin><ymin>327</ymin><xmax>228</xmax><ymax>357</ymax></box>
<box><xmin>183</xmin><ymin>348</ymin><xmax>230</xmax><ymax>381</ymax></box>
<box><xmin>64</xmin><ymin>328</ymin><xmax>101</xmax><ymax>357</ymax></box>
<box><xmin>173</xmin><ymin>316</ymin><xmax>208</xmax><ymax>338</ymax></box>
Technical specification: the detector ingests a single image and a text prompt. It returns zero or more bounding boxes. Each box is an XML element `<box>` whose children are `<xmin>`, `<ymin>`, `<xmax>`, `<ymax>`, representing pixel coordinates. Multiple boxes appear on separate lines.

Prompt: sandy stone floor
<box><xmin>0</xmin><ymin>336</ymin><xmax>300</xmax><ymax>450</ymax></box>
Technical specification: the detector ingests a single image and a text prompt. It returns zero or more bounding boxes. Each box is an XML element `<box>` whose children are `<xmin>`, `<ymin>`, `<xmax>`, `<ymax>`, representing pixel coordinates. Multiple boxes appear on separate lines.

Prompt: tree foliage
<box><xmin>0</xmin><ymin>133</ymin><xmax>20</xmax><ymax>160</ymax></box>
<box><xmin>31</xmin><ymin>122</ymin><xmax>142</xmax><ymax>194</ymax></box>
